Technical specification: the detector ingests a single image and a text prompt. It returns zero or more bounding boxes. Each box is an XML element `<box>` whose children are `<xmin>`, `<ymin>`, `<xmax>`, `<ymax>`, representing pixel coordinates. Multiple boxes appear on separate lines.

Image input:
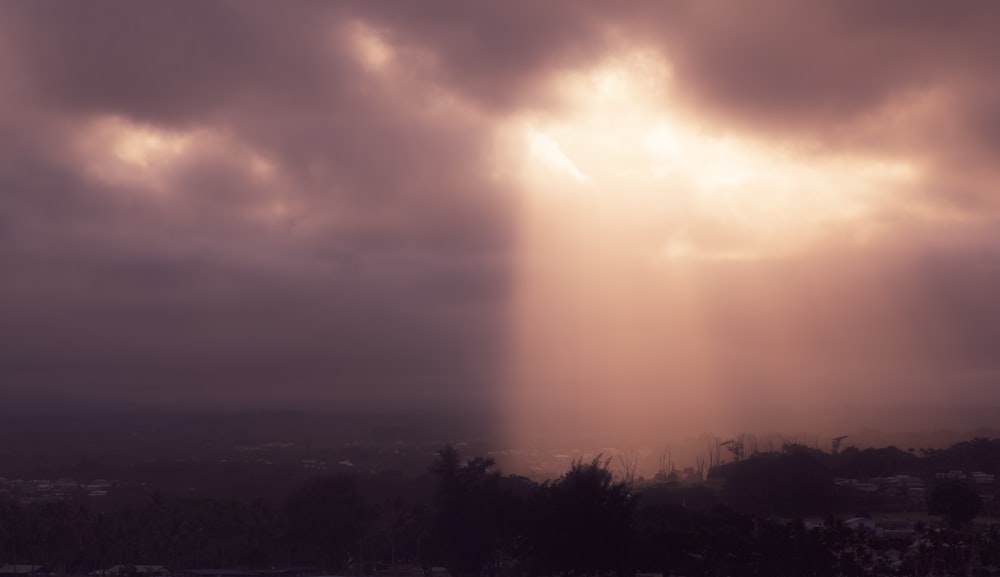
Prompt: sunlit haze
<box><xmin>2</xmin><ymin>2</ymin><xmax>1000</xmax><ymax>460</ymax></box>
<box><xmin>507</xmin><ymin>51</ymin><xmax>933</xmax><ymax>445</ymax></box>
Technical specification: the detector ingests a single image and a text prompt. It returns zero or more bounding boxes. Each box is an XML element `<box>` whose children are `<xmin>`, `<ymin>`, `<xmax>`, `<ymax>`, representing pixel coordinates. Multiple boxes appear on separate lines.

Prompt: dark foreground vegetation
<box><xmin>2</xmin><ymin>438</ymin><xmax>1000</xmax><ymax>577</ymax></box>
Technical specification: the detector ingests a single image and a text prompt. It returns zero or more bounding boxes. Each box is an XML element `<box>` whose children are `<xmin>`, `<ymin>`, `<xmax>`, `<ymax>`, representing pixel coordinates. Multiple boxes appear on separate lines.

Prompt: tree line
<box><xmin>1</xmin><ymin>440</ymin><xmax>998</xmax><ymax>577</ymax></box>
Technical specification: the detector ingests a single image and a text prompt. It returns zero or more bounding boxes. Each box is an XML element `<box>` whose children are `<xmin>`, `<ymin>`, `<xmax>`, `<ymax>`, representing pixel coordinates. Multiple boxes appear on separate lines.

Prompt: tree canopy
<box><xmin>528</xmin><ymin>456</ymin><xmax>635</xmax><ymax>576</ymax></box>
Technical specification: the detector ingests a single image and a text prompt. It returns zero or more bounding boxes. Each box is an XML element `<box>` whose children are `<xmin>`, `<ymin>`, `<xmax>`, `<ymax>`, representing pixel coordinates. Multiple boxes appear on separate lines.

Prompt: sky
<box><xmin>1</xmin><ymin>2</ymin><xmax>999</xmax><ymax>435</ymax></box>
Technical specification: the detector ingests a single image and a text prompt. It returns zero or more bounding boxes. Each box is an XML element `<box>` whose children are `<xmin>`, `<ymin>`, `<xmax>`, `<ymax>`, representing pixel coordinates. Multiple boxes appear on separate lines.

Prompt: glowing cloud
<box><xmin>505</xmin><ymin>51</ymin><xmax>926</xmax><ymax>444</ymax></box>
<box><xmin>78</xmin><ymin>116</ymin><xmax>281</xmax><ymax>191</ymax></box>
<box><xmin>347</xmin><ymin>20</ymin><xmax>394</xmax><ymax>73</ymax></box>
<box><xmin>511</xmin><ymin>52</ymin><xmax>919</xmax><ymax>261</ymax></box>
<box><xmin>80</xmin><ymin>117</ymin><xmax>197</xmax><ymax>184</ymax></box>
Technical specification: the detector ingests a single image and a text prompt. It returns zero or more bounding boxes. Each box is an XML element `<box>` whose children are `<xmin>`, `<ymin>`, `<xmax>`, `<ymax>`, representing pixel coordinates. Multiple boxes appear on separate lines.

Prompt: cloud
<box><xmin>0</xmin><ymin>2</ymin><xmax>514</xmax><ymax>408</ymax></box>
<box><xmin>0</xmin><ymin>1</ymin><xmax>998</xmax><ymax>428</ymax></box>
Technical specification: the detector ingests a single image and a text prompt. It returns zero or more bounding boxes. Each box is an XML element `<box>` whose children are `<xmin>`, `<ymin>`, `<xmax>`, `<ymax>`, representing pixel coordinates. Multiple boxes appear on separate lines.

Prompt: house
<box><xmin>907</xmin><ymin>486</ymin><xmax>926</xmax><ymax>505</ymax></box>
<box><xmin>936</xmin><ymin>470</ymin><xmax>967</xmax><ymax>480</ymax></box>
<box><xmin>844</xmin><ymin>517</ymin><xmax>876</xmax><ymax>531</ymax></box>
<box><xmin>888</xmin><ymin>475</ymin><xmax>924</xmax><ymax>488</ymax></box>
<box><xmin>971</xmin><ymin>472</ymin><xmax>995</xmax><ymax>484</ymax></box>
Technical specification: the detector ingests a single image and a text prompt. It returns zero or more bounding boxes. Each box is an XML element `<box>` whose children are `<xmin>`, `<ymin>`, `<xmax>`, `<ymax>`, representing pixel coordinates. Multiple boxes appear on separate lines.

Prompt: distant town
<box><xmin>1</xmin><ymin>412</ymin><xmax>1000</xmax><ymax>576</ymax></box>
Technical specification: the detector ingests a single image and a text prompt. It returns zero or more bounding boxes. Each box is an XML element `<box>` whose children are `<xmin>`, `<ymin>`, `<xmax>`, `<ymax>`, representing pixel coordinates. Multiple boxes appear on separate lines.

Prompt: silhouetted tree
<box><xmin>722</xmin><ymin>452</ymin><xmax>835</xmax><ymax>517</ymax></box>
<box><xmin>617</xmin><ymin>450</ymin><xmax>639</xmax><ymax>485</ymax></box>
<box><xmin>283</xmin><ymin>474</ymin><xmax>371</xmax><ymax>571</ymax></box>
<box><xmin>428</xmin><ymin>445</ymin><xmax>506</xmax><ymax>577</ymax></box>
<box><xmin>928</xmin><ymin>480</ymin><xmax>981</xmax><ymax>528</ymax></box>
<box><xmin>528</xmin><ymin>456</ymin><xmax>634</xmax><ymax>576</ymax></box>
<box><xmin>834</xmin><ymin>445</ymin><xmax>919</xmax><ymax>478</ymax></box>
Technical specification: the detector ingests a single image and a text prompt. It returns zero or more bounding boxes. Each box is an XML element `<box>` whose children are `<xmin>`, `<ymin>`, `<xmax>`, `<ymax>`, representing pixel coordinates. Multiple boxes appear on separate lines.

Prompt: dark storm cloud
<box><xmin>0</xmin><ymin>1</ymin><xmax>514</xmax><ymax>408</ymax></box>
<box><xmin>581</xmin><ymin>2</ymin><xmax>1000</xmax><ymax>139</ymax></box>
<box><xmin>5</xmin><ymin>2</ymin><xmax>348</xmax><ymax>125</ymax></box>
